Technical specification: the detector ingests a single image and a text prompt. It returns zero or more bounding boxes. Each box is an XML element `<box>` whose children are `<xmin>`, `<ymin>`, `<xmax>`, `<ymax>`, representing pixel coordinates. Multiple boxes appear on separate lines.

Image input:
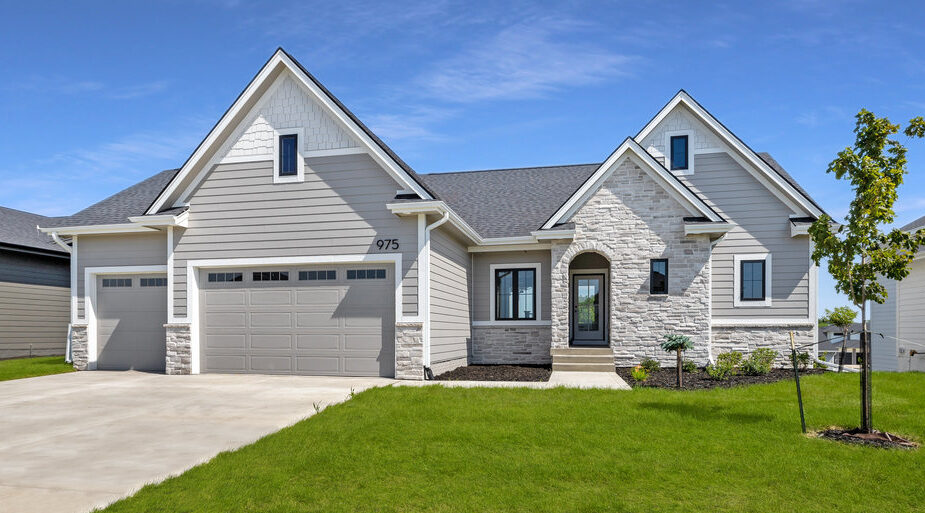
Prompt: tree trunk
<box><xmin>676</xmin><ymin>348</ymin><xmax>682</xmax><ymax>388</ymax></box>
<box><xmin>860</xmin><ymin>287</ymin><xmax>873</xmax><ymax>433</ymax></box>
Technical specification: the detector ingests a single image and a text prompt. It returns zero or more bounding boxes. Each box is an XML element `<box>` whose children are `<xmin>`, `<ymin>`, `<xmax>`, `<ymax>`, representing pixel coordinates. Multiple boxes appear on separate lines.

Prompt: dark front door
<box><xmin>572</xmin><ymin>274</ymin><xmax>606</xmax><ymax>344</ymax></box>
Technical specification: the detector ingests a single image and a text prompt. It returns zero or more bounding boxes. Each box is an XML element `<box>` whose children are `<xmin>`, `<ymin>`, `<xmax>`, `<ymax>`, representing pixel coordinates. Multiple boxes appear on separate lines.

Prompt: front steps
<box><xmin>551</xmin><ymin>347</ymin><xmax>614</xmax><ymax>372</ymax></box>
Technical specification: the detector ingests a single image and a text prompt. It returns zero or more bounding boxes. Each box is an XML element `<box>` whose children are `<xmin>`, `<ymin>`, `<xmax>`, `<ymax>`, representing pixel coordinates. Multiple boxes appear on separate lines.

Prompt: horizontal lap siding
<box><xmin>173</xmin><ymin>154</ymin><xmax>418</xmax><ymax>318</ymax></box>
<box><xmin>685</xmin><ymin>153</ymin><xmax>810</xmax><ymax>319</ymax></box>
<box><xmin>0</xmin><ymin>251</ymin><xmax>69</xmax><ymax>288</ymax></box>
<box><xmin>430</xmin><ymin>227</ymin><xmax>470</xmax><ymax>364</ymax></box>
<box><xmin>0</xmin><ymin>281</ymin><xmax>69</xmax><ymax>358</ymax></box>
<box><xmin>76</xmin><ymin>233</ymin><xmax>167</xmax><ymax>319</ymax></box>
<box><xmin>898</xmin><ymin>260</ymin><xmax>925</xmax><ymax>369</ymax></box>
<box><xmin>472</xmin><ymin>250</ymin><xmax>551</xmax><ymax>322</ymax></box>
<box><xmin>871</xmin><ymin>278</ymin><xmax>898</xmax><ymax>370</ymax></box>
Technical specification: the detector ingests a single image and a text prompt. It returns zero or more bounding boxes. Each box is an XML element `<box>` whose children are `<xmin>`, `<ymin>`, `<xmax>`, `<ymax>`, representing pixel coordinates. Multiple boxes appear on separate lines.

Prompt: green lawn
<box><xmin>102</xmin><ymin>373</ymin><xmax>925</xmax><ymax>513</ymax></box>
<box><xmin>0</xmin><ymin>356</ymin><xmax>74</xmax><ymax>382</ymax></box>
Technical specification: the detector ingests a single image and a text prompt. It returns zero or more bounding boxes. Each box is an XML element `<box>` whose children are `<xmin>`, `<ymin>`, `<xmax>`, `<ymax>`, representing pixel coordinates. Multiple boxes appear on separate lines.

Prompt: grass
<box><xmin>0</xmin><ymin>356</ymin><xmax>74</xmax><ymax>382</ymax></box>
<box><xmin>101</xmin><ymin>372</ymin><xmax>925</xmax><ymax>512</ymax></box>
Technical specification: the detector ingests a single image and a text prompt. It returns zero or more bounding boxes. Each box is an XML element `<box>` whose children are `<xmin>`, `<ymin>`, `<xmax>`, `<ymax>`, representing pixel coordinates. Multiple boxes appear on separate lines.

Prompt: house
<box><xmin>37</xmin><ymin>48</ymin><xmax>824</xmax><ymax>379</ymax></box>
<box><xmin>0</xmin><ymin>206</ymin><xmax>70</xmax><ymax>359</ymax></box>
<box><xmin>817</xmin><ymin>323</ymin><xmax>862</xmax><ymax>366</ymax></box>
<box><xmin>870</xmin><ymin>214</ymin><xmax>925</xmax><ymax>372</ymax></box>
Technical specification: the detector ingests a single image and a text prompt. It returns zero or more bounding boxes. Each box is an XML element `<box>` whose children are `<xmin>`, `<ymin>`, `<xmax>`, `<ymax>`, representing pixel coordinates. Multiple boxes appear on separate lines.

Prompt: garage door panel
<box><xmin>344</xmin><ymin>333</ymin><xmax>384</xmax><ymax>350</ymax></box>
<box><xmin>206</xmin><ymin>312</ymin><xmax>246</xmax><ymax>328</ymax></box>
<box><xmin>296</xmin><ymin>289</ymin><xmax>340</xmax><ymax>305</ymax></box>
<box><xmin>345</xmin><ymin>356</ymin><xmax>385</xmax><ymax>375</ymax></box>
<box><xmin>250</xmin><ymin>356</ymin><xmax>294</xmax><ymax>372</ymax></box>
<box><xmin>296</xmin><ymin>333</ymin><xmax>340</xmax><ymax>350</ymax></box>
<box><xmin>344</xmin><ymin>316</ymin><xmax>384</xmax><ymax>328</ymax></box>
<box><xmin>295</xmin><ymin>356</ymin><xmax>341</xmax><ymax>374</ymax></box>
<box><xmin>296</xmin><ymin>312</ymin><xmax>339</xmax><ymax>328</ymax></box>
<box><xmin>249</xmin><ymin>290</ymin><xmax>293</xmax><ymax>306</ymax></box>
<box><xmin>250</xmin><ymin>334</ymin><xmax>293</xmax><ymax>349</ymax></box>
<box><xmin>204</xmin><ymin>290</ymin><xmax>247</xmax><ymax>306</ymax></box>
<box><xmin>204</xmin><ymin>355</ymin><xmax>246</xmax><ymax>372</ymax></box>
<box><xmin>250</xmin><ymin>312</ymin><xmax>292</xmax><ymax>327</ymax></box>
<box><xmin>96</xmin><ymin>274</ymin><xmax>167</xmax><ymax>372</ymax></box>
<box><xmin>206</xmin><ymin>333</ymin><xmax>246</xmax><ymax>349</ymax></box>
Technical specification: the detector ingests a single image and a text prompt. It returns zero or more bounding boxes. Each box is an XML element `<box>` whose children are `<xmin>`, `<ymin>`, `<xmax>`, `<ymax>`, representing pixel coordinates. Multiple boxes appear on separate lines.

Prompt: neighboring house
<box><xmin>0</xmin><ymin>206</ymin><xmax>70</xmax><ymax>359</ymax></box>
<box><xmin>817</xmin><ymin>323</ymin><xmax>862</xmax><ymax>366</ymax></box>
<box><xmin>38</xmin><ymin>48</ymin><xmax>824</xmax><ymax>379</ymax></box>
<box><xmin>871</xmin><ymin>214</ymin><xmax>925</xmax><ymax>372</ymax></box>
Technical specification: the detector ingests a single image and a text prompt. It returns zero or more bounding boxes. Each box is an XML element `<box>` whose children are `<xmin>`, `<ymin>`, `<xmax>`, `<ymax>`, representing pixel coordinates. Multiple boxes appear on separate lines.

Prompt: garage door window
<box><xmin>253</xmin><ymin>271</ymin><xmax>289</xmax><ymax>281</ymax></box>
<box><xmin>347</xmin><ymin>269</ymin><xmax>386</xmax><ymax>280</ymax></box>
<box><xmin>102</xmin><ymin>278</ymin><xmax>132</xmax><ymax>287</ymax></box>
<box><xmin>140</xmin><ymin>277</ymin><xmax>167</xmax><ymax>287</ymax></box>
<box><xmin>208</xmin><ymin>272</ymin><xmax>243</xmax><ymax>283</ymax></box>
<box><xmin>299</xmin><ymin>270</ymin><xmax>336</xmax><ymax>281</ymax></box>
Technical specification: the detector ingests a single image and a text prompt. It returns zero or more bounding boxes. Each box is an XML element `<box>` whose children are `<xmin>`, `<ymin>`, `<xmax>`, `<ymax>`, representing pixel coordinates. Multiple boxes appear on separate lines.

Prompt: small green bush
<box><xmin>706</xmin><ymin>351</ymin><xmax>742</xmax><ymax>381</ymax></box>
<box><xmin>640</xmin><ymin>358</ymin><xmax>661</xmax><ymax>373</ymax></box>
<box><xmin>682</xmin><ymin>359</ymin><xmax>698</xmax><ymax>373</ymax></box>
<box><xmin>630</xmin><ymin>366</ymin><xmax>649</xmax><ymax>382</ymax></box>
<box><xmin>791</xmin><ymin>351</ymin><xmax>811</xmax><ymax>371</ymax></box>
<box><xmin>741</xmin><ymin>348</ymin><xmax>777</xmax><ymax>376</ymax></box>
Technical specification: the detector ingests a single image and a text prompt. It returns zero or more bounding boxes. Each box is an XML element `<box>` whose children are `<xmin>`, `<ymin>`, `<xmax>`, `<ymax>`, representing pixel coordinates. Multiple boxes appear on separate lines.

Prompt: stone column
<box><xmin>395</xmin><ymin>321</ymin><xmax>424</xmax><ymax>380</ymax></box>
<box><xmin>550</xmin><ymin>242</ymin><xmax>571</xmax><ymax>350</ymax></box>
<box><xmin>165</xmin><ymin>323</ymin><xmax>192</xmax><ymax>375</ymax></box>
<box><xmin>70</xmin><ymin>324</ymin><xmax>89</xmax><ymax>370</ymax></box>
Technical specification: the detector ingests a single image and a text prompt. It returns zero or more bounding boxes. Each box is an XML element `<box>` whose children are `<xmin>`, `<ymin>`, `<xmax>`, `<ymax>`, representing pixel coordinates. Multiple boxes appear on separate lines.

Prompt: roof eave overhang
<box><xmin>38</xmin><ymin>223</ymin><xmax>160</xmax><ymax>236</ymax></box>
<box><xmin>127</xmin><ymin>210</ymin><xmax>189</xmax><ymax>228</ymax></box>
<box><xmin>386</xmin><ymin>201</ymin><xmax>481</xmax><ymax>244</ymax></box>
<box><xmin>684</xmin><ymin>222</ymin><xmax>735</xmax><ymax>236</ymax></box>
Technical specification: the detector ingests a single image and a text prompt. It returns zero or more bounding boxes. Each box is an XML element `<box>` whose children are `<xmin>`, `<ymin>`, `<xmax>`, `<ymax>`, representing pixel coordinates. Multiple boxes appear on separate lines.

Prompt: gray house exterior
<box><xmin>0</xmin><ymin>206</ymin><xmax>70</xmax><ymax>359</ymax></box>
<box><xmin>39</xmin><ymin>48</ymin><xmax>824</xmax><ymax>379</ymax></box>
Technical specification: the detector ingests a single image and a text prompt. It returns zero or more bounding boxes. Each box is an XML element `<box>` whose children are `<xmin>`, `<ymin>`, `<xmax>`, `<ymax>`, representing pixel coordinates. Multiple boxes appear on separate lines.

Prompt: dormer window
<box><xmin>273</xmin><ymin>128</ymin><xmax>304</xmax><ymax>183</ymax></box>
<box><xmin>670</xmin><ymin>135</ymin><xmax>688</xmax><ymax>170</ymax></box>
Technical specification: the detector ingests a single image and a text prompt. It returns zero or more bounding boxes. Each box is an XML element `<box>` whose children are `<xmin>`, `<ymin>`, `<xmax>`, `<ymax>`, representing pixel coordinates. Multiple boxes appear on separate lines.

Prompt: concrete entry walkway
<box><xmin>0</xmin><ymin>371</ymin><xmax>393</xmax><ymax>513</ymax></box>
<box><xmin>401</xmin><ymin>371</ymin><xmax>631</xmax><ymax>390</ymax></box>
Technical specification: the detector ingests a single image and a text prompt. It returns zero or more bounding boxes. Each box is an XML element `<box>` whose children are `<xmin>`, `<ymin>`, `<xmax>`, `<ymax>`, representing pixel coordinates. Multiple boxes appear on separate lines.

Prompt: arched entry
<box><xmin>568</xmin><ymin>251</ymin><xmax>610</xmax><ymax>346</ymax></box>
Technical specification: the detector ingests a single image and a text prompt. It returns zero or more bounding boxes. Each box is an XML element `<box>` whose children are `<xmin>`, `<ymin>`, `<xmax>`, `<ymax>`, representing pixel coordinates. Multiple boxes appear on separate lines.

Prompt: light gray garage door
<box><xmin>200</xmin><ymin>264</ymin><xmax>395</xmax><ymax>377</ymax></box>
<box><xmin>96</xmin><ymin>274</ymin><xmax>168</xmax><ymax>372</ymax></box>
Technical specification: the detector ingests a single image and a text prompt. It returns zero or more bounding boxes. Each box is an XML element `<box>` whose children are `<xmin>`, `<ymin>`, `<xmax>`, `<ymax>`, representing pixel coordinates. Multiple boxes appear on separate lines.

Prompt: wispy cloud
<box><xmin>364</xmin><ymin>106</ymin><xmax>456</xmax><ymax>141</ymax></box>
<box><xmin>4</xmin><ymin>76</ymin><xmax>170</xmax><ymax>100</ymax></box>
<box><xmin>417</xmin><ymin>18</ymin><xmax>638</xmax><ymax>103</ymax></box>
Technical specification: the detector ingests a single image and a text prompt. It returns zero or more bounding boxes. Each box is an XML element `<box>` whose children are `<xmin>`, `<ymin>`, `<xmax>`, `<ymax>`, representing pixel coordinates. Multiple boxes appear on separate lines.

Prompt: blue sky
<box><xmin>1</xmin><ymin>0</ymin><xmax>924</xmax><ymax>315</ymax></box>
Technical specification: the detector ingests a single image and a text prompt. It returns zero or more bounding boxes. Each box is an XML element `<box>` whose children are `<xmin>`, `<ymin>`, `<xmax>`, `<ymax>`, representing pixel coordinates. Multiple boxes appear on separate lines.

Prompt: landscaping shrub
<box><xmin>640</xmin><ymin>358</ymin><xmax>661</xmax><ymax>373</ymax></box>
<box><xmin>630</xmin><ymin>365</ymin><xmax>649</xmax><ymax>382</ymax></box>
<box><xmin>705</xmin><ymin>350</ymin><xmax>742</xmax><ymax>381</ymax></box>
<box><xmin>791</xmin><ymin>351</ymin><xmax>811</xmax><ymax>371</ymax></box>
<box><xmin>741</xmin><ymin>348</ymin><xmax>777</xmax><ymax>376</ymax></box>
<box><xmin>682</xmin><ymin>359</ymin><xmax>698</xmax><ymax>373</ymax></box>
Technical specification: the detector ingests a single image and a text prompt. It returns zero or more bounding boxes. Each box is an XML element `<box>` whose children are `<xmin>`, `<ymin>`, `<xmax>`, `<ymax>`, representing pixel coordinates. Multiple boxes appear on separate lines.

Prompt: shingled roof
<box><xmin>756</xmin><ymin>152</ymin><xmax>827</xmax><ymax>217</ymax></box>
<box><xmin>0</xmin><ymin>206</ymin><xmax>66</xmax><ymax>253</ymax></box>
<box><xmin>901</xmin><ymin>214</ymin><xmax>925</xmax><ymax>232</ymax></box>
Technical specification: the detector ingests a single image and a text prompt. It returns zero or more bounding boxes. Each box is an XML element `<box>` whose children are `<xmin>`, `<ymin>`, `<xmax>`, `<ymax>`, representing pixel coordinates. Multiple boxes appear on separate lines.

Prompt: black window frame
<box><xmin>278</xmin><ymin>134</ymin><xmax>298</xmax><ymax>176</ymax></box>
<box><xmin>207</xmin><ymin>272</ymin><xmax>243</xmax><ymax>283</ymax></box>
<box><xmin>650</xmin><ymin>259</ymin><xmax>668</xmax><ymax>295</ymax></box>
<box><xmin>299</xmin><ymin>270</ymin><xmax>337</xmax><ymax>281</ymax></box>
<box><xmin>140</xmin><ymin>277</ymin><xmax>167</xmax><ymax>287</ymax></box>
<box><xmin>102</xmin><ymin>278</ymin><xmax>132</xmax><ymax>288</ymax></box>
<box><xmin>494</xmin><ymin>268</ymin><xmax>537</xmax><ymax>321</ymax></box>
<box><xmin>253</xmin><ymin>271</ymin><xmax>289</xmax><ymax>282</ymax></box>
<box><xmin>740</xmin><ymin>260</ymin><xmax>766</xmax><ymax>301</ymax></box>
<box><xmin>346</xmin><ymin>269</ymin><xmax>387</xmax><ymax>280</ymax></box>
<box><xmin>670</xmin><ymin>135</ymin><xmax>689</xmax><ymax>170</ymax></box>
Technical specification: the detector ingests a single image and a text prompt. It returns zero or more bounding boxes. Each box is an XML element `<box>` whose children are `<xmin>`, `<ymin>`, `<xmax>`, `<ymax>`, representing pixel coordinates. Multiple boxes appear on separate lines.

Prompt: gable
<box><xmin>638</xmin><ymin>104</ymin><xmax>723</xmax><ymax>162</ymax></box>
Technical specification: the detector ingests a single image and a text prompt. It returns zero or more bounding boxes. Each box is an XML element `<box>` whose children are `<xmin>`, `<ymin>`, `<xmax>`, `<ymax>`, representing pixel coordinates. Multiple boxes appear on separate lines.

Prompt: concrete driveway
<box><xmin>0</xmin><ymin>371</ymin><xmax>393</xmax><ymax>513</ymax></box>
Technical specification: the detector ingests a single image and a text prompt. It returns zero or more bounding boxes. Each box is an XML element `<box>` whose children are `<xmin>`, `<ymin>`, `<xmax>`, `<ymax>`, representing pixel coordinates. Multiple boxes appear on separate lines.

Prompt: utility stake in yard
<box><xmin>790</xmin><ymin>331</ymin><xmax>807</xmax><ymax>434</ymax></box>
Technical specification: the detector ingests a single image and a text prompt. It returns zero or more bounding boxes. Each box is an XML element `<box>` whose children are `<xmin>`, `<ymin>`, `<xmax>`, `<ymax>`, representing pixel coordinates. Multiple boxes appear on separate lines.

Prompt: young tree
<box><xmin>660</xmin><ymin>334</ymin><xmax>694</xmax><ymax>388</ymax></box>
<box><xmin>810</xmin><ymin>110</ymin><xmax>925</xmax><ymax>433</ymax></box>
<box><xmin>820</xmin><ymin>306</ymin><xmax>857</xmax><ymax>372</ymax></box>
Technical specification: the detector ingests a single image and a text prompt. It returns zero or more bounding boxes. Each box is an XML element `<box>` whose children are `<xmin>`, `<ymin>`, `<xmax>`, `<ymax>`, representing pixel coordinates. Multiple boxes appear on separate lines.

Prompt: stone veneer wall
<box><xmin>470</xmin><ymin>326</ymin><xmax>552</xmax><ymax>365</ymax></box>
<box><xmin>429</xmin><ymin>357</ymin><xmax>468</xmax><ymax>376</ymax></box>
<box><xmin>550</xmin><ymin>159</ymin><xmax>713</xmax><ymax>367</ymax></box>
<box><xmin>395</xmin><ymin>322</ymin><xmax>424</xmax><ymax>380</ymax></box>
<box><xmin>165</xmin><ymin>324</ymin><xmax>192</xmax><ymax>375</ymax></box>
<box><xmin>712</xmin><ymin>325</ymin><xmax>815</xmax><ymax>367</ymax></box>
<box><xmin>70</xmin><ymin>324</ymin><xmax>88</xmax><ymax>371</ymax></box>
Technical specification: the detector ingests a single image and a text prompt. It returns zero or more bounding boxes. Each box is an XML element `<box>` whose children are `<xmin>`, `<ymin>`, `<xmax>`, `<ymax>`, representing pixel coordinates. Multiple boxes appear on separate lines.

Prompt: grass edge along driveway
<box><xmin>99</xmin><ymin>372</ymin><xmax>925</xmax><ymax>513</ymax></box>
<box><xmin>0</xmin><ymin>356</ymin><xmax>74</xmax><ymax>382</ymax></box>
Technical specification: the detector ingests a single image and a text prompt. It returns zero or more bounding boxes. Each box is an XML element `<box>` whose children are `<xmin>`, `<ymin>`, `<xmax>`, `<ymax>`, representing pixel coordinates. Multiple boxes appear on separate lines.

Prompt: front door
<box><xmin>572</xmin><ymin>274</ymin><xmax>605</xmax><ymax>344</ymax></box>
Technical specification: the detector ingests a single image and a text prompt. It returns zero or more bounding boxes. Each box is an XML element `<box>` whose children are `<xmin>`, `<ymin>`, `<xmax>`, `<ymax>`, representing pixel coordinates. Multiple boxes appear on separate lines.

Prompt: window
<box><xmin>650</xmin><ymin>259</ymin><xmax>668</xmax><ymax>294</ymax></box>
<box><xmin>140</xmin><ymin>277</ymin><xmax>167</xmax><ymax>287</ymax></box>
<box><xmin>347</xmin><ymin>269</ymin><xmax>387</xmax><ymax>280</ymax></box>
<box><xmin>253</xmin><ymin>271</ymin><xmax>289</xmax><ymax>281</ymax></box>
<box><xmin>299</xmin><ymin>270</ymin><xmax>337</xmax><ymax>281</ymax></box>
<box><xmin>740</xmin><ymin>260</ymin><xmax>766</xmax><ymax>301</ymax></box>
<box><xmin>494</xmin><ymin>268</ymin><xmax>536</xmax><ymax>321</ymax></box>
<box><xmin>278</xmin><ymin>134</ymin><xmax>298</xmax><ymax>176</ymax></box>
<box><xmin>670</xmin><ymin>135</ymin><xmax>688</xmax><ymax>170</ymax></box>
<box><xmin>207</xmin><ymin>272</ymin><xmax>242</xmax><ymax>283</ymax></box>
<box><xmin>102</xmin><ymin>278</ymin><xmax>131</xmax><ymax>287</ymax></box>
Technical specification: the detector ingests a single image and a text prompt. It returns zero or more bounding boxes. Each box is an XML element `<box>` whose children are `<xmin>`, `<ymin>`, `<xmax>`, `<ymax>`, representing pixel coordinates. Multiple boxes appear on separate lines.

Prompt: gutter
<box><xmin>422</xmin><ymin>211</ymin><xmax>450</xmax><ymax>374</ymax></box>
<box><xmin>47</xmin><ymin>230</ymin><xmax>72</xmax><ymax>254</ymax></box>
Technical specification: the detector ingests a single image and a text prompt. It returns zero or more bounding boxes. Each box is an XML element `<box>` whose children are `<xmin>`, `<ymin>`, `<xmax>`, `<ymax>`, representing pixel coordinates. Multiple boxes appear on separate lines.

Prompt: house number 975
<box><xmin>376</xmin><ymin>239</ymin><xmax>399</xmax><ymax>250</ymax></box>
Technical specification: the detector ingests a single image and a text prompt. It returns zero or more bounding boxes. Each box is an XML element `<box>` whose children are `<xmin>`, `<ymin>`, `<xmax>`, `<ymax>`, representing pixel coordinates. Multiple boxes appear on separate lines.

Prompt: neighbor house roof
<box><xmin>419</xmin><ymin>164</ymin><xmax>600</xmax><ymax>238</ymax></box>
<box><xmin>901</xmin><ymin>214</ymin><xmax>925</xmax><ymax>232</ymax></box>
<box><xmin>0</xmin><ymin>206</ymin><xmax>67</xmax><ymax>254</ymax></box>
<box><xmin>42</xmin><ymin>169</ymin><xmax>180</xmax><ymax>228</ymax></box>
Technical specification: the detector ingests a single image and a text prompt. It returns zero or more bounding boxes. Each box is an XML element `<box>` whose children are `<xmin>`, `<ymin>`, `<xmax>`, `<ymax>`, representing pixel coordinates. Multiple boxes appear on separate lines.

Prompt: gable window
<box><xmin>650</xmin><ymin>259</ymin><xmax>668</xmax><ymax>295</ymax></box>
<box><xmin>253</xmin><ymin>271</ymin><xmax>289</xmax><ymax>282</ymax></box>
<box><xmin>278</xmin><ymin>134</ymin><xmax>298</xmax><ymax>176</ymax></box>
<box><xmin>733</xmin><ymin>254</ymin><xmax>772</xmax><ymax>307</ymax></box>
<box><xmin>670</xmin><ymin>135</ymin><xmax>688</xmax><ymax>170</ymax></box>
<box><xmin>495</xmin><ymin>268</ymin><xmax>536</xmax><ymax>321</ymax></box>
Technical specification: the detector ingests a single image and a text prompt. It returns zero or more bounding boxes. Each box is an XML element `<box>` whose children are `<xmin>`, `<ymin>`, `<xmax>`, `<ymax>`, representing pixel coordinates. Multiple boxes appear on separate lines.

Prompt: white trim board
<box><xmin>272</xmin><ymin>127</ymin><xmax>305</xmax><ymax>184</ymax></box>
<box><xmin>712</xmin><ymin>318</ymin><xmax>815</xmax><ymax>328</ymax></box>
<box><xmin>148</xmin><ymin>49</ymin><xmax>432</xmax><ymax>214</ymax></box>
<box><xmin>732</xmin><ymin>253</ymin><xmax>772</xmax><ymax>308</ymax></box>
<box><xmin>183</xmin><ymin>253</ymin><xmax>405</xmax><ymax>375</ymax></box>
<box><xmin>84</xmin><ymin>265</ymin><xmax>169</xmax><ymax>370</ymax></box>
<box><xmin>488</xmin><ymin>262</ymin><xmax>542</xmax><ymax>324</ymax></box>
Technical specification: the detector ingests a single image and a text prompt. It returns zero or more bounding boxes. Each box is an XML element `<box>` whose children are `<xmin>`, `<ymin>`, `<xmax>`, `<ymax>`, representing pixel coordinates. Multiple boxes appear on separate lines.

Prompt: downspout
<box><xmin>45</xmin><ymin>230</ymin><xmax>74</xmax><ymax>362</ymax></box>
<box><xmin>706</xmin><ymin>234</ymin><xmax>726</xmax><ymax>365</ymax></box>
<box><xmin>422</xmin><ymin>211</ymin><xmax>450</xmax><ymax>376</ymax></box>
<box><xmin>48</xmin><ymin>231</ymin><xmax>72</xmax><ymax>254</ymax></box>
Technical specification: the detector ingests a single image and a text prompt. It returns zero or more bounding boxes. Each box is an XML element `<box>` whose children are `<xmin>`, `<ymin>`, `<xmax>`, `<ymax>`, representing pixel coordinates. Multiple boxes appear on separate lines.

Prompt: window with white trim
<box><xmin>733</xmin><ymin>253</ymin><xmax>772</xmax><ymax>307</ymax></box>
<box><xmin>494</xmin><ymin>268</ymin><xmax>536</xmax><ymax>321</ymax></box>
<box><xmin>273</xmin><ymin>128</ymin><xmax>304</xmax><ymax>183</ymax></box>
<box><xmin>664</xmin><ymin>130</ymin><xmax>695</xmax><ymax>175</ymax></box>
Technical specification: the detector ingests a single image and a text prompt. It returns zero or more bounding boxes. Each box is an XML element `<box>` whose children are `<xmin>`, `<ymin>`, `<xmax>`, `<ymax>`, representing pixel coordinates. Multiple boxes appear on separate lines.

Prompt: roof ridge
<box><xmin>423</xmin><ymin>162</ymin><xmax>601</xmax><ymax>177</ymax></box>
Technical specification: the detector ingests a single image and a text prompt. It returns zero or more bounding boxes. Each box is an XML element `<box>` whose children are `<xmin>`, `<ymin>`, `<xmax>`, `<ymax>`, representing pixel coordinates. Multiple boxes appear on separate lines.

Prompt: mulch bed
<box><xmin>434</xmin><ymin>364</ymin><xmax>552</xmax><ymax>382</ymax></box>
<box><xmin>816</xmin><ymin>428</ymin><xmax>918</xmax><ymax>450</ymax></box>
<box><xmin>616</xmin><ymin>367</ymin><xmax>826</xmax><ymax>390</ymax></box>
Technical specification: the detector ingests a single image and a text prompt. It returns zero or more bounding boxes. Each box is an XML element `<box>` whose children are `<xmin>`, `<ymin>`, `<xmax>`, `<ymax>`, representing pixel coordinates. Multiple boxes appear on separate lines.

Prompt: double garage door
<box><xmin>200</xmin><ymin>264</ymin><xmax>395</xmax><ymax>377</ymax></box>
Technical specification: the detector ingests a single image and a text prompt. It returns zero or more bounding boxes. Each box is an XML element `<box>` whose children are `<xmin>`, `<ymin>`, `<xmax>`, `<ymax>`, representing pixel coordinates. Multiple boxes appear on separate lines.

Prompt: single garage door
<box><xmin>200</xmin><ymin>264</ymin><xmax>395</xmax><ymax>377</ymax></box>
<box><xmin>96</xmin><ymin>274</ymin><xmax>168</xmax><ymax>371</ymax></box>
